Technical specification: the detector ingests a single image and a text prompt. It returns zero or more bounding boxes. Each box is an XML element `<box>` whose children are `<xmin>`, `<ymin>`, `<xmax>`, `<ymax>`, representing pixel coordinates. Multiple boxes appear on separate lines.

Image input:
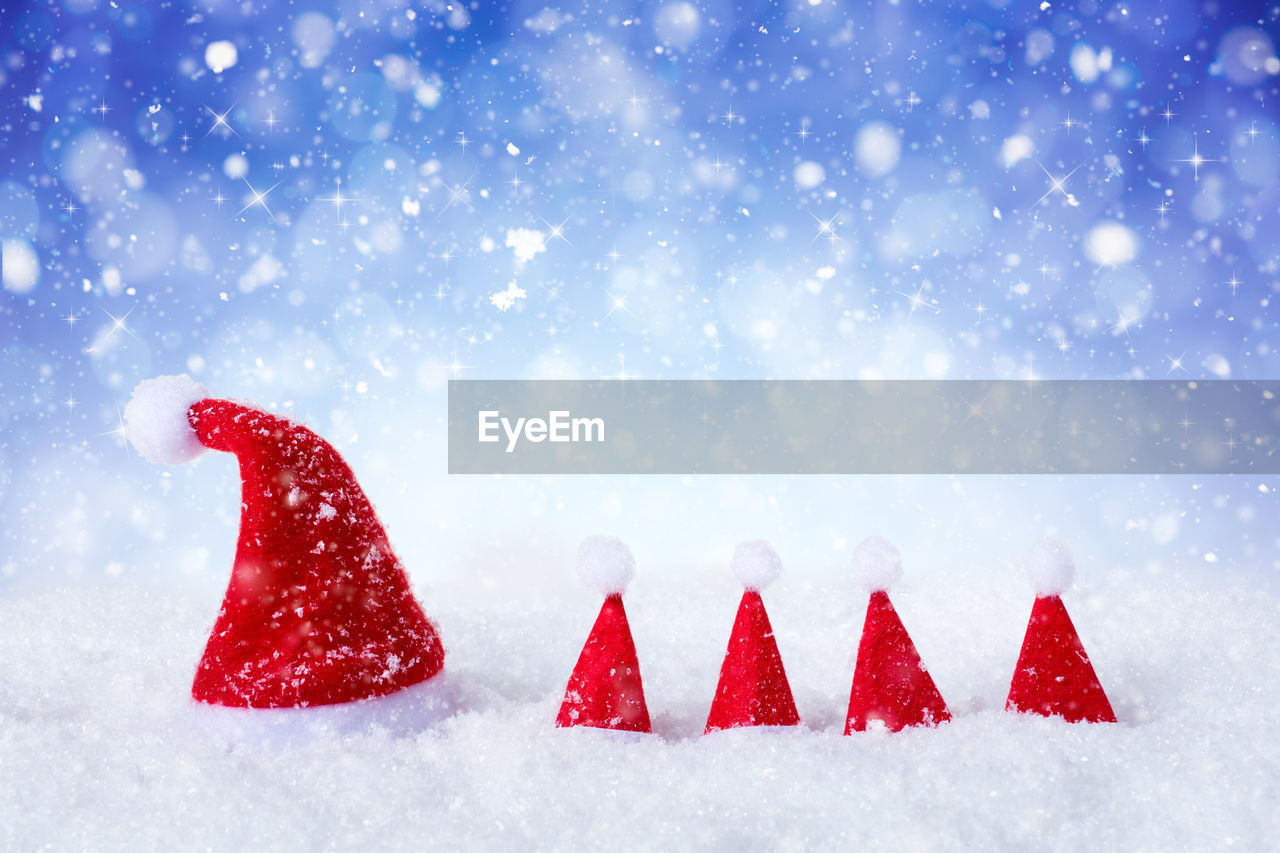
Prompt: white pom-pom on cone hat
<box><xmin>124</xmin><ymin>375</ymin><xmax>446</xmax><ymax>711</ymax></box>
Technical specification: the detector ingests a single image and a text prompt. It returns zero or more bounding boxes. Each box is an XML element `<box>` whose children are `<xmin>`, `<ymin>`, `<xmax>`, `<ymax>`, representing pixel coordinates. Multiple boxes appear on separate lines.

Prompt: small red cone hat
<box><xmin>556</xmin><ymin>536</ymin><xmax>651</xmax><ymax>732</ymax></box>
<box><xmin>705</xmin><ymin>541</ymin><xmax>800</xmax><ymax>733</ymax></box>
<box><xmin>1007</xmin><ymin>537</ymin><xmax>1116</xmax><ymax>723</ymax></box>
<box><xmin>845</xmin><ymin>537</ymin><xmax>950</xmax><ymax>734</ymax></box>
<box><xmin>124</xmin><ymin>375</ymin><xmax>445</xmax><ymax>709</ymax></box>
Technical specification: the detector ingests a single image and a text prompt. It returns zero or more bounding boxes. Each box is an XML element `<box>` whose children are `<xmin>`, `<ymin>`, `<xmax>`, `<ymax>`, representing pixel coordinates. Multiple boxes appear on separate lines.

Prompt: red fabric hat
<box><xmin>556</xmin><ymin>536</ymin><xmax>651</xmax><ymax>732</ymax></box>
<box><xmin>845</xmin><ymin>537</ymin><xmax>950</xmax><ymax>733</ymax></box>
<box><xmin>125</xmin><ymin>375</ymin><xmax>445</xmax><ymax>709</ymax></box>
<box><xmin>1006</xmin><ymin>537</ymin><xmax>1116</xmax><ymax>723</ymax></box>
<box><xmin>704</xmin><ymin>541</ymin><xmax>800</xmax><ymax>733</ymax></box>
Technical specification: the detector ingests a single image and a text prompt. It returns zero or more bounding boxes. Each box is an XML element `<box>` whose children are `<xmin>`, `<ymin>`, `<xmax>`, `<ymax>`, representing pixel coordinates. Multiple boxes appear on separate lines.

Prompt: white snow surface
<box><xmin>123</xmin><ymin>375</ymin><xmax>210</xmax><ymax>465</ymax></box>
<box><xmin>1023</xmin><ymin>536</ymin><xmax>1076</xmax><ymax>596</ymax></box>
<box><xmin>193</xmin><ymin>672</ymin><xmax>455</xmax><ymax>748</ymax></box>
<box><xmin>850</xmin><ymin>535</ymin><xmax>904</xmax><ymax>592</ymax></box>
<box><xmin>576</xmin><ymin>534</ymin><xmax>636</xmax><ymax>595</ymax></box>
<box><xmin>730</xmin><ymin>539</ymin><xmax>783</xmax><ymax>590</ymax></box>
<box><xmin>2</xmin><ymin>576</ymin><xmax>1278</xmax><ymax>849</ymax></box>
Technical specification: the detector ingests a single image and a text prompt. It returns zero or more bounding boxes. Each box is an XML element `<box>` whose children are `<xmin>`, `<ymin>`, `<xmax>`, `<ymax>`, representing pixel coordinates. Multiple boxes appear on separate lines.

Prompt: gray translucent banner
<box><xmin>447</xmin><ymin>380</ymin><xmax>1280</xmax><ymax>475</ymax></box>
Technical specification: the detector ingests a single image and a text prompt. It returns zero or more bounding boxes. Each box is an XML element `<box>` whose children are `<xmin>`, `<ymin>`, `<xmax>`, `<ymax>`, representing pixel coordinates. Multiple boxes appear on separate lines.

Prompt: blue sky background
<box><xmin>3</xmin><ymin>0</ymin><xmax>1280</xmax><ymax>594</ymax></box>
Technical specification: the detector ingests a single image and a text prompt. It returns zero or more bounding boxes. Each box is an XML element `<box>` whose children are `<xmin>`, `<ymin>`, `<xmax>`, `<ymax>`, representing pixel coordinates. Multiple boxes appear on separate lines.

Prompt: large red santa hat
<box><xmin>704</xmin><ymin>540</ymin><xmax>800</xmax><ymax>733</ymax></box>
<box><xmin>845</xmin><ymin>537</ymin><xmax>950</xmax><ymax>733</ymax></box>
<box><xmin>124</xmin><ymin>375</ymin><xmax>445</xmax><ymax>710</ymax></box>
<box><xmin>1006</xmin><ymin>537</ymin><xmax>1116</xmax><ymax>723</ymax></box>
<box><xmin>556</xmin><ymin>536</ymin><xmax>651</xmax><ymax>732</ymax></box>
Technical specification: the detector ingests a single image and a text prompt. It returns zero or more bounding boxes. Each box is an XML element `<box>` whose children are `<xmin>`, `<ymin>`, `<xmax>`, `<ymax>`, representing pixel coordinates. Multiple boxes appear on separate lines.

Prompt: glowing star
<box><xmin>419</xmin><ymin>346</ymin><xmax>475</xmax><ymax>380</ymax></box>
<box><xmin>447</xmin><ymin>348</ymin><xmax>472</xmax><ymax>378</ymax></box>
<box><xmin>436</xmin><ymin>175</ymin><xmax>475</xmax><ymax>216</ymax></box>
<box><xmin>236</xmin><ymin>178</ymin><xmax>280</xmax><ymax>222</ymax></box>
<box><xmin>960</xmin><ymin>393</ymin><xmax>992</xmax><ymax>426</ymax></box>
<box><xmin>1034</xmin><ymin>161</ymin><xmax>1081</xmax><ymax>207</ymax></box>
<box><xmin>1174</xmin><ymin>135</ymin><xmax>1209</xmax><ymax>182</ymax></box>
<box><xmin>434</xmin><ymin>246</ymin><xmax>454</xmax><ymax>272</ymax></box>
<box><xmin>605</xmin><ymin>288</ymin><xmax>636</xmax><ymax>319</ymax></box>
<box><xmin>318</xmin><ymin>180</ymin><xmax>357</xmax><ymax>220</ymax></box>
<box><xmin>541</xmin><ymin>216</ymin><xmax>572</xmax><ymax>246</ymax></box>
<box><xmin>809</xmin><ymin>212</ymin><xmax>840</xmax><ymax>244</ymax></box>
<box><xmin>892</xmin><ymin>282</ymin><xmax>940</xmax><ymax>320</ymax></box>
<box><xmin>87</xmin><ymin>307</ymin><xmax>137</xmax><ymax>354</ymax></box>
<box><xmin>106</xmin><ymin>307</ymin><xmax>136</xmax><ymax>339</ymax></box>
<box><xmin>101</xmin><ymin>407</ymin><xmax>129</xmax><ymax>449</ymax></box>
<box><xmin>203</xmin><ymin>104</ymin><xmax>238</xmax><ymax>137</ymax></box>
<box><xmin>1109</xmin><ymin>308</ymin><xmax>1140</xmax><ymax>339</ymax></box>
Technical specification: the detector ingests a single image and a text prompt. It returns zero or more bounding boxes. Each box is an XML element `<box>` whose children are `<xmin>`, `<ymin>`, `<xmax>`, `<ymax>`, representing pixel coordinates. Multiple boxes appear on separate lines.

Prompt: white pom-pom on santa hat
<box><xmin>1022</xmin><ymin>535</ymin><xmax>1075</xmax><ymax>596</ymax></box>
<box><xmin>576</xmin><ymin>535</ymin><xmax>636</xmax><ymax>596</ymax></box>
<box><xmin>850</xmin><ymin>536</ymin><xmax>903</xmax><ymax>592</ymax></box>
<box><xmin>730</xmin><ymin>540</ymin><xmax>783</xmax><ymax>591</ymax></box>
<box><xmin>124</xmin><ymin>374</ymin><xmax>211</xmax><ymax>465</ymax></box>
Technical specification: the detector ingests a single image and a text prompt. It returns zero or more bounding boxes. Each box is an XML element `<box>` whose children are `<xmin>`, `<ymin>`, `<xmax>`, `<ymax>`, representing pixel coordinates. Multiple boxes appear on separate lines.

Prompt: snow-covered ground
<box><xmin>3</xmin><ymin>574</ymin><xmax>1277</xmax><ymax>850</ymax></box>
